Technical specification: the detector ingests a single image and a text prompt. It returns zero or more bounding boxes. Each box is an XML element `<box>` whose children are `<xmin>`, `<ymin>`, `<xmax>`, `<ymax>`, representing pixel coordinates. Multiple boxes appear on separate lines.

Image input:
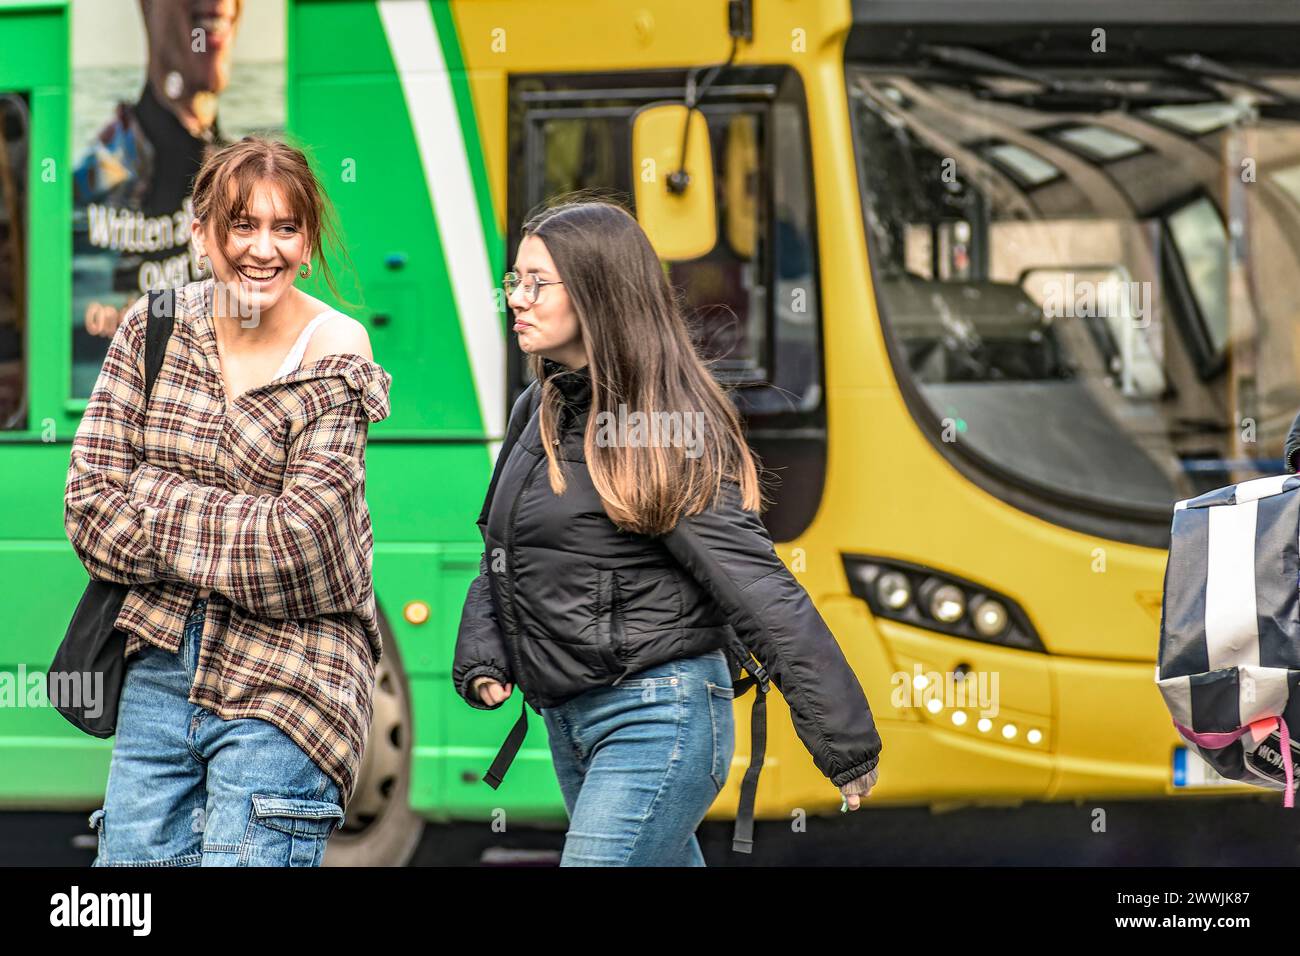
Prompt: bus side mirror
<box><xmin>632</xmin><ymin>103</ymin><xmax>717</xmax><ymax>261</ymax></box>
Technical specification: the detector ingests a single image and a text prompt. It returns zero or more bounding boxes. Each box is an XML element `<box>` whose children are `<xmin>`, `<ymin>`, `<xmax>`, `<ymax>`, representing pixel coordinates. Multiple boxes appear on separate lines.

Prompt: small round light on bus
<box><xmin>928</xmin><ymin>584</ymin><xmax>966</xmax><ymax>624</ymax></box>
<box><xmin>876</xmin><ymin>572</ymin><xmax>912</xmax><ymax>611</ymax></box>
<box><xmin>912</xmin><ymin>673</ymin><xmax>928</xmax><ymax>690</ymax></box>
<box><xmin>925</xmin><ymin>697</ymin><xmax>943</xmax><ymax>714</ymax></box>
<box><xmin>977</xmin><ymin>718</ymin><xmax>993</xmax><ymax>733</ymax></box>
<box><xmin>973</xmin><ymin>598</ymin><xmax>1009</xmax><ymax>638</ymax></box>
<box><xmin>1027</xmin><ymin>729</ymin><xmax>1043</xmax><ymax>745</ymax></box>
<box><xmin>951</xmin><ymin>710</ymin><xmax>968</xmax><ymax>727</ymax></box>
<box><xmin>1001</xmin><ymin>723</ymin><xmax>1018</xmax><ymax>740</ymax></box>
<box><xmin>403</xmin><ymin>601</ymin><xmax>430</xmax><ymax>625</ymax></box>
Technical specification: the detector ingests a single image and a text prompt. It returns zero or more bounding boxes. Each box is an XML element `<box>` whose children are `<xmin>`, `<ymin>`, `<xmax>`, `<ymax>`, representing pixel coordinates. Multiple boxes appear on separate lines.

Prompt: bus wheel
<box><xmin>323</xmin><ymin>614</ymin><xmax>424</xmax><ymax>867</ymax></box>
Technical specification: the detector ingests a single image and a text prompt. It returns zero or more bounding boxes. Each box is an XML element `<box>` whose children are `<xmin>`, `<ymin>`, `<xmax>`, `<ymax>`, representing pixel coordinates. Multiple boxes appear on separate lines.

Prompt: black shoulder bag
<box><xmin>48</xmin><ymin>290</ymin><xmax>175</xmax><ymax>738</ymax></box>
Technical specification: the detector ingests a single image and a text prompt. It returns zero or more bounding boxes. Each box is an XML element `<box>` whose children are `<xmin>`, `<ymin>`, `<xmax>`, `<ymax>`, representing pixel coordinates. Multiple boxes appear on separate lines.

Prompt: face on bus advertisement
<box><xmin>70</xmin><ymin>0</ymin><xmax>281</xmax><ymax>399</ymax></box>
<box><xmin>140</xmin><ymin>0</ymin><xmax>243</xmax><ymax>97</ymax></box>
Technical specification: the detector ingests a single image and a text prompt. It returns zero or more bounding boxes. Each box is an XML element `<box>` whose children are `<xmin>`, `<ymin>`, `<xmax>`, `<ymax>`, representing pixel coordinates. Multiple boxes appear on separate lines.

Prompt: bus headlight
<box><xmin>876</xmin><ymin>571</ymin><xmax>912</xmax><ymax>611</ymax></box>
<box><xmin>972</xmin><ymin>598</ymin><xmax>1009</xmax><ymax>638</ymax></box>
<box><xmin>842</xmin><ymin>555</ymin><xmax>1045</xmax><ymax>652</ymax></box>
<box><xmin>923</xmin><ymin>580</ymin><xmax>966</xmax><ymax>624</ymax></box>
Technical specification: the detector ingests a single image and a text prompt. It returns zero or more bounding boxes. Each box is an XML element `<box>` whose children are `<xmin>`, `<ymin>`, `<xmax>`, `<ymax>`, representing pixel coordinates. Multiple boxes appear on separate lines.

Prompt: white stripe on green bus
<box><xmin>430</xmin><ymin>0</ymin><xmax>504</xmax><ymax>270</ymax></box>
<box><xmin>377</xmin><ymin>0</ymin><xmax>505</xmax><ymax>441</ymax></box>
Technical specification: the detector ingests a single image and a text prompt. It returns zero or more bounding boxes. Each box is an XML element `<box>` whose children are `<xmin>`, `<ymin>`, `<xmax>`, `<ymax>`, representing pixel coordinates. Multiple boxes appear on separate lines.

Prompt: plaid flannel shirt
<box><xmin>63</xmin><ymin>278</ymin><xmax>392</xmax><ymax>806</ymax></box>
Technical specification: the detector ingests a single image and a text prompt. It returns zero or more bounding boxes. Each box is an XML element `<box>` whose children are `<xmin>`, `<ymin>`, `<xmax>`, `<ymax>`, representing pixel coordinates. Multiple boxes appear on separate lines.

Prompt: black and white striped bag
<box><xmin>1157</xmin><ymin>474</ymin><xmax>1300</xmax><ymax>804</ymax></box>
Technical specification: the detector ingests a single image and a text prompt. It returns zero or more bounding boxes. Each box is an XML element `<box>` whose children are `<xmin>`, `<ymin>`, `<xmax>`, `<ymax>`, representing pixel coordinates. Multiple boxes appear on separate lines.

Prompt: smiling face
<box><xmin>142</xmin><ymin>0</ymin><xmax>243</xmax><ymax>96</ymax></box>
<box><xmin>194</xmin><ymin>179</ymin><xmax>308</xmax><ymax>319</ymax></box>
<box><xmin>509</xmin><ymin>235</ymin><xmax>584</xmax><ymax>367</ymax></box>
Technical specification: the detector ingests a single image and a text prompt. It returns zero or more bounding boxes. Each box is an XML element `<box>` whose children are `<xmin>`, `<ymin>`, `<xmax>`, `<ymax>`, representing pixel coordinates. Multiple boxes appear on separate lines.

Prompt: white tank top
<box><xmin>274</xmin><ymin>309</ymin><xmax>340</xmax><ymax>379</ymax></box>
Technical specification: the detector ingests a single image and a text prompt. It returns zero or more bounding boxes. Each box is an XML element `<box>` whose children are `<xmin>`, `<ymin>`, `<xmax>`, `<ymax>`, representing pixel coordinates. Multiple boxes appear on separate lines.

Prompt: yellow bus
<box><xmin>446</xmin><ymin>0</ymin><xmax>1298</xmax><ymax>817</ymax></box>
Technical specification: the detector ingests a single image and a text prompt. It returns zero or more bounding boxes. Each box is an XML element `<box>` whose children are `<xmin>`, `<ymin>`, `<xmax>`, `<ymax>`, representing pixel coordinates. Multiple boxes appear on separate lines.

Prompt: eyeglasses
<box><xmin>502</xmin><ymin>271</ymin><xmax>564</xmax><ymax>304</ymax></box>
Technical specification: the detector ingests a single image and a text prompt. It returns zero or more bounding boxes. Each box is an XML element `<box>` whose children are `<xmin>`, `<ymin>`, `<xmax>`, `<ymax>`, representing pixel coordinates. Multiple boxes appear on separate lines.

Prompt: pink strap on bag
<box><xmin>1174</xmin><ymin>716</ymin><xmax>1295</xmax><ymax>807</ymax></box>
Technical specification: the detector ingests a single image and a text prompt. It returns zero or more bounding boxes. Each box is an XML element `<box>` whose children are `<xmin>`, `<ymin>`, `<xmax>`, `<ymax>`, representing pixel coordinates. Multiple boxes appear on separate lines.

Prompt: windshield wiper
<box><xmin>1164</xmin><ymin>52</ymin><xmax>1300</xmax><ymax>120</ymax></box>
<box><xmin>923</xmin><ymin>45</ymin><xmax>1066</xmax><ymax>89</ymax></box>
<box><xmin>921</xmin><ymin>44</ymin><xmax>1216</xmax><ymax>109</ymax></box>
<box><xmin>1165</xmin><ymin>54</ymin><xmax>1300</xmax><ymax>105</ymax></box>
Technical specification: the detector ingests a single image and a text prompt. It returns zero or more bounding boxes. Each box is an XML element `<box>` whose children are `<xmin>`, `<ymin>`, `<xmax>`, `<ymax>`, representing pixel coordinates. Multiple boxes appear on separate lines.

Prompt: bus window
<box><xmin>0</xmin><ymin>94</ymin><xmax>27</xmax><ymax>432</ymax></box>
<box><xmin>510</xmin><ymin>68</ymin><xmax>826</xmax><ymax>539</ymax></box>
<box><xmin>669</xmin><ymin>108</ymin><xmax>769</xmax><ymax>383</ymax></box>
<box><xmin>1166</xmin><ymin>195</ymin><xmax>1229</xmax><ymax>361</ymax></box>
<box><xmin>769</xmin><ymin>90</ymin><xmax>821</xmax><ymax>413</ymax></box>
<box><xmin>536</xmin><ymin>113</ymin><xmax>627</xmax><ymax>199</ymax></box>
<box><xmin>682</xmin><ymin>90</ymin><xmax>823</xmax><ymax>416</ymax></box>
<box><xmin>847</xmin><ymin>63</ymin><xmax>1300</xmax><ymax>546</ymax></box>
<box><xmin>519</xmin><ymin>101</ymin><xmax>776</xmax><ymax>388</ymax></box>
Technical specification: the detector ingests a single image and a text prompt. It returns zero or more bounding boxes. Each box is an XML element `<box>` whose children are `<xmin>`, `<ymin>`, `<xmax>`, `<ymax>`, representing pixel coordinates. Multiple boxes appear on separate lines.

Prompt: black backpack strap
<box><xmin>475</xmin><ymin>384</ymin><xmax>544</xmax><ymax>790</ymax></box>
<box><xmin>729</xmin><ymin>640</ymin><xmax>770</xmax><ymax>854</ymax></box>
<box><xmin>142</xmin><ymin>289</ymin><xmax>176</xmax><ymax>406</ymax></box>
<box><xmin>483</xmin><ymin>697</ymin><xmax>531</xmax><ymax>790</ymax></box>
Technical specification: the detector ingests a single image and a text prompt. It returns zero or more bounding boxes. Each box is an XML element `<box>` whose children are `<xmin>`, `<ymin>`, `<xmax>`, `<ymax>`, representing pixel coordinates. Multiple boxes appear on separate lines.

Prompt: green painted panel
<box><xmin>0</xmin><ymin>4</ymin><xmax>66</xmax><ymax>89</ymax></box>
<box><xmin>294</xmin><ymin>73</ymin><xmax>483</xmax><ymax>434</ymax></box>
<box><xmin>0</xmin><ymin>444</ymin><xmax>78</xmax><ymax>539</ymax></box>
<box><xmin>0</xmin><ymin>739</ymin><xmax>108</xmax><ymax>807</ymax></box>
<box><xmin>410</xmin><ymin>675</ymin><xmax>565</xmax><ymax>822</ymax></box>
<box><xmin>0</xmin><ymin>1</ymin><xmax>66</xmax><ymax>11</ymax></box>
<box><xmin>291</xmin><ymin>0</ymin><xmax>399</xmax><ymax>77</ymax></box>
<box><xmin>365</xmin><ymin>443</ymin><xmax>491</xmax><ymax>543</ymax></box>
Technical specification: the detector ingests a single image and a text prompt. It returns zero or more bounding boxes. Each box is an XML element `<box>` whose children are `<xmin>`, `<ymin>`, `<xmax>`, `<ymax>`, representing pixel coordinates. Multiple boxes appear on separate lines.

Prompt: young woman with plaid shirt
<box><xmin>66</xmin><ymin>137</ymin><xmax>390</xmax><ymax>867</ymax></box>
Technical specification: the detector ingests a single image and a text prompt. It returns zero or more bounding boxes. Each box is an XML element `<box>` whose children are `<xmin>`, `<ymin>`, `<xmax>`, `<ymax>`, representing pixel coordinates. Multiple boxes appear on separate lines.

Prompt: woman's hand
<box><xmin>84</xmin><ymin>301</ymin><xmax>125</xmax><ymax>338</ymax></box>
<box><xmin>838</xmin><ymin>766</ymin><xmax>879</xmax><ymax>811</ymax></box>
<box><xmin>471</xmin><ymin>675</ymin><xmax>514</xmax><ymax>707</ymax></box>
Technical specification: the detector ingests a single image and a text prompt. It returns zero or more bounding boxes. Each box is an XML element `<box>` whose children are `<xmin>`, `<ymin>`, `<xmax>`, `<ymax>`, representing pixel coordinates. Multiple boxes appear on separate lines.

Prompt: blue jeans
<box><xmin>88</xmin><ymin>596</ymin><xmax>344</xmax><ymax>867</ymax></box>
<box><xmin>540</xmin><ymin>648</ymin><xmax>735</xmax><ymax>866</ymax></box>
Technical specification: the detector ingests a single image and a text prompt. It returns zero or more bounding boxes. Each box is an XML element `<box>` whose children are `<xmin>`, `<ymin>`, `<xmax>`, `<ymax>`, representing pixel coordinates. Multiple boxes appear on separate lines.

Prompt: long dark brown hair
<box><xmin>523</xmin><ymin>199</ymin><xmax>762</xmax><ymax>535</ymax></box>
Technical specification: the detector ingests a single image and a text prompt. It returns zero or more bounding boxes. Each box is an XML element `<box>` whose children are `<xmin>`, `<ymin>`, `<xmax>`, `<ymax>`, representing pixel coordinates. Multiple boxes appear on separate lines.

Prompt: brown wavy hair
<box><xmin>524</xmin><ymin>199</ymin><xmax>762</xmax><ymax>535</ymax></box>
<box><xmin>190</xmin><ymin>135</ymin><xmax>346</xmax><ymax>299</ymax></box>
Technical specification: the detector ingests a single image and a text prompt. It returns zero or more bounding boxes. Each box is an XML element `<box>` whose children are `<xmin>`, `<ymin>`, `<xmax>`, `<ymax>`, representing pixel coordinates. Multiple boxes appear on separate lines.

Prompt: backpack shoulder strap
<box><xmin>726</xmin><ymin>638</ymin><xmax>770</xmax><ymax>854</ymax></box>
<box><xmin>142</xmin><ymin>289</ymin><xmax>176</xmax><ymax>407</ymax></box>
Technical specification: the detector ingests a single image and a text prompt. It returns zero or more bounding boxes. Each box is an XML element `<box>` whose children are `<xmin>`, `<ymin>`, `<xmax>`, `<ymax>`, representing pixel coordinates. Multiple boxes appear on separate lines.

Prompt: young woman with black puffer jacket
<box><xmin>453</xmin><ymin>200</ymin><xmax>882</xmax><ymax>866</ymax></box>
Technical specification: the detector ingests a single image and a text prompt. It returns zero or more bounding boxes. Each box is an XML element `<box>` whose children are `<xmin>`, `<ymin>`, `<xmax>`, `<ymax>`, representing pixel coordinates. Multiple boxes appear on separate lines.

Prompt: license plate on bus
<box><xmin>1172</xmin><ymin>746</ymin><xmax>1239</xmax><ymax>788</ymax></box>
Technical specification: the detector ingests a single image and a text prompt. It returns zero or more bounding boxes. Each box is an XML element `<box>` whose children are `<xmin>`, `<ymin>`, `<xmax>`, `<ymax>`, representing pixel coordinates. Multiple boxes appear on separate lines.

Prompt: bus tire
<box><xmin>323</xmin><ymin>610</ymin><xmax>424</xmax><ymax>867</ymax></box>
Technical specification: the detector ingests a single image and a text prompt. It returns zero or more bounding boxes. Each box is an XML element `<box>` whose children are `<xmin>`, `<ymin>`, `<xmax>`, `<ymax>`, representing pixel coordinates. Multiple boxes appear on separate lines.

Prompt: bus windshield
<box><xmin>847</xmin><ymin>61</ymin><xmax>1300</xmax><ymax>538</ymax></box>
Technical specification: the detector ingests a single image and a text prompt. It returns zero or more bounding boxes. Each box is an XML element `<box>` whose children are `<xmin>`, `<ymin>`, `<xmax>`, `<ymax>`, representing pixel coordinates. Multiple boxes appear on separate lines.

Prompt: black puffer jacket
<box><xmin>453</xmin><ymin>359</ymin><xmax>882</xmax><ymax>793</ymax></box>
